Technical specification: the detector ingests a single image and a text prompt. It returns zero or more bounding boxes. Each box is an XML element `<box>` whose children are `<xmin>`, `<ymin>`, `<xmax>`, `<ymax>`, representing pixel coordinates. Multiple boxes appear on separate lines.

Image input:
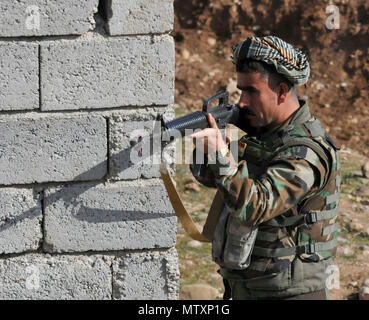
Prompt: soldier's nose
<box><xmin>238</xmin><ymin>92</ymin><xmax>250</xmax><ymax>109</ymax></box>
<box><xmin>239</xmin><ymin>102</ymin><xmax>248</xmax><ymax>109</ymax></box>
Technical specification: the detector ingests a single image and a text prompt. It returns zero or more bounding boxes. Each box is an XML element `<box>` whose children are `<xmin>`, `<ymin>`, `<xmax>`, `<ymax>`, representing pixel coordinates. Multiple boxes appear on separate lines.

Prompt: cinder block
<box><xmin>112</xmin><ymin>248</ymin><xmax>179</xmax><ymax>300</ymax></box>
<box><xmin>0</xmin><ymin>0</ymin><xmax>98</xmax><ymax>37</ymax></box>
<box><xmin>109</xmin><ymin>107</ymin><xmax>175</xmax><ymax>180</ymax></box>
<box><xmin>104</xmin><ymin>0</ymin><xmax>173</xmax><ymax>35</ymax></box>
<box><xmin>0</xmin><ymin>42</ymin><xmax>38</xmax><ymax>111</ymax></box>
<box><xmin>43</xmin><ymin>179</ymin><xmax>177</xmax><ymax>253</ymax></box>
<box><xmin>0</xmin><ymin>114</ymin><xmax>107</xmax><ymax>185</ymax></box>
<box><xmin>0</xmin><ymin>254</ymin><xmax>111</xmax><ymax>299</ymax></box>
<box><xmin>0</xmin><ymin>188</ymin><xmax>42</xmax><ymax>254</ymax></box>
<box><xmin>40</xmin><ymin>35</ymin><xmax>174</xmax><ymax>111</ymax></box>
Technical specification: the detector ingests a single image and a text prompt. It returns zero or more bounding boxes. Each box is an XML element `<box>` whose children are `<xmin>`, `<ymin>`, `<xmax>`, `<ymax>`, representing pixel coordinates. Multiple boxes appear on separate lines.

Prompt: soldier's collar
<box><xmin>258</xmin><ymin>99</ymin><xmax>311</xmax><ymax>140</ymax></box>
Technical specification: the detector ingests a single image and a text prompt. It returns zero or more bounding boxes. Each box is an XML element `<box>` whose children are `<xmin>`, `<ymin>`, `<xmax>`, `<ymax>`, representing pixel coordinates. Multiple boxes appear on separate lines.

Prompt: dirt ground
<box><xmin>172</xmin><ymin>0</ymin><xmax>369</xmax><ymax>300</ymax></box>
<box><xmin>173</xmin><ymin>0</ymin><xmax>369</xmax><ymax>156</ymax></box>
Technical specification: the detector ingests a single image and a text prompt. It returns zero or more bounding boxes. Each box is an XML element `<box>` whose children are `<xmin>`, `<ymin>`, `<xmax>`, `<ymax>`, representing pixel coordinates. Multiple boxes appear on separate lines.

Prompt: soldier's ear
<box><xmin>277</xmin><ymin>82</ymin><xmax>289</xmax><ymax>103</ymax></box>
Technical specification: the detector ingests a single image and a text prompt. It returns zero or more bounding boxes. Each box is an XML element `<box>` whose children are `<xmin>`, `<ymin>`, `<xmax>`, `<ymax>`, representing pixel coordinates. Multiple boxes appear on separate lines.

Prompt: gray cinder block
<box><xmin>0</xmin><ymin>188</ymin><xmax>42</xmax><ymax>254</ymax></box>
<box><xmin>0</xmin><ymin>42</ymin><xmax>39</xmax><ymax>111</ymax></box>
<box><xmin>109</xmin><ymin>107</ymin><xmax>175</xmax><ymax>180</ymax></box>
<box><xmin>0</xmin><ymin>114</ymin><xmax>107</xmax><ymax>185</ymax></box>
<box><xmin>43</xmin><ymin>179</ymin><xmax>177</xmax><ymax>253</ymax></box>
<box><xmin>0</xmin><ymin>0</ymin><xmax>99</xmax><ymax>37</ymax></box>
<box><xmin>40</xmin><ymin>35</ymin><xmax>174</xmax><ymax>111</ymax></box>
<box><xmin>0</xmin><ymin>254</ymin><xmax>111</xmax><ymax>299</ymax></box>
<box><xmin>104</xmin><ymin>0</ymin><xmax>174</xmax><ymax>35</ymax></box>
<box><xmin>112</xmin><ymin>248</ymin><xmax>179</xmax><ymax>300</ymax></box>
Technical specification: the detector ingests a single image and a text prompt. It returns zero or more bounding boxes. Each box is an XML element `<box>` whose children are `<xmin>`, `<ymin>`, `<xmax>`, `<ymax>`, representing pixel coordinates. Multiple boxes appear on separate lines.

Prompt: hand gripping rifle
<box><xmin>130</xmin><ymin>90</ymin><xmax>241</xmax><ymax>160</ymax></box>
<box><xmin>131</xmin><ymin>90</ymin><xmax>241</xmax><ymax>242</ymax></box>
<box><xmin>161</xmin><ymin>90</ymin><xmax>240</xmax><ymax>144</ymax></box>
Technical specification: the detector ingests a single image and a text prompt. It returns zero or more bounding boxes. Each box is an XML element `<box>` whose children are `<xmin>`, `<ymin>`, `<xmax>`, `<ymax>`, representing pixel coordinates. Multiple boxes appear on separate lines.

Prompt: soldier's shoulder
<box><xmin>272</xmin><ymin>143</ymin><xmax>327</xmax><ymax>175</ymax></box>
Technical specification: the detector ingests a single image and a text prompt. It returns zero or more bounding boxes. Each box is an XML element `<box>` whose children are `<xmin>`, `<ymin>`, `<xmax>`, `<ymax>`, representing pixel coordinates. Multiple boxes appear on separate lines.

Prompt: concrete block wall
<box><xmin>0</xmin><ymin>0</ymin><xmax>179</xmax><ymax>300</ymax></box>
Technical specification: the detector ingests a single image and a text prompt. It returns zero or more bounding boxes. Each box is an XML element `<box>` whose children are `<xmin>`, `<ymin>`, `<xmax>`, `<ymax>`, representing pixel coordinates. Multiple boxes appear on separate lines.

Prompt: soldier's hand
<box><xmin>189</xmin><ymin>113</ymin><xmax>228</xmax><ymax>154</ymax></box>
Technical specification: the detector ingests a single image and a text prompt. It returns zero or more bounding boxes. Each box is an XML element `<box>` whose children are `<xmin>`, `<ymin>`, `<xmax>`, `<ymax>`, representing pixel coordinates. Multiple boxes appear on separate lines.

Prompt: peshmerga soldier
<box><xmin>189</xmin><ymin>36</ymin><xmax>340</xmax><ymax>300</ymax></box>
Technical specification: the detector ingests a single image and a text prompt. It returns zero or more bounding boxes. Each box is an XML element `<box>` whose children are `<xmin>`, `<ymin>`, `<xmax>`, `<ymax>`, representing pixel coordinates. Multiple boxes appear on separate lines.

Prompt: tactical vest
<box><xmin>214</xmin><ymin>114</ymin><xmax>340</xmax><ymax>283</ymax></box>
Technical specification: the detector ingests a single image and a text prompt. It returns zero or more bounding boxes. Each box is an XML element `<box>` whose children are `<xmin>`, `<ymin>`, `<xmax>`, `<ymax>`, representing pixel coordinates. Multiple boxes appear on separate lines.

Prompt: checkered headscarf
<box><xmin>233</xmin><ymin>36</ymin><xmax>310</xmax><ymax>85</ymax></box>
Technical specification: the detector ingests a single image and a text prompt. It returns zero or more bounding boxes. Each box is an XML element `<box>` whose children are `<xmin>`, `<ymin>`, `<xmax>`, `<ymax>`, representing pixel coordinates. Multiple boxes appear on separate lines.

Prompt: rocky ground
<box><xmin>172</xmin><ymin>0</ymin><xmax>369</xmax><ymax>300</ymax></box>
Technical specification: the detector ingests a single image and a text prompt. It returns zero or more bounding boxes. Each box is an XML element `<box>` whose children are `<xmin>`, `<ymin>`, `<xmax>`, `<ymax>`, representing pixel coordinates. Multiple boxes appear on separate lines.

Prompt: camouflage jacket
<box><xmin>191</xmin><ymin>99</ymin><xmax>340</xmax><ymax>289</ymax></box>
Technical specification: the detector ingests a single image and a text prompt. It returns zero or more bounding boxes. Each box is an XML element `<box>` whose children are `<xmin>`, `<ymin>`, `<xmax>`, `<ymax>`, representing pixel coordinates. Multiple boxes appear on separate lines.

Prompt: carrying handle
<box><xmin>202</xmin><ymin>90</ymin><xmax>229</xmax><ymax>114</ymax></box>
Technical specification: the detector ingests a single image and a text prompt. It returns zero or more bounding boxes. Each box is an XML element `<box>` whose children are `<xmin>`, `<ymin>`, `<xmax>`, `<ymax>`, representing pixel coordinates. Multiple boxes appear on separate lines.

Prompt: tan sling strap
<box><xmin>202</xmin><ymin>189</ymin><xmax>224</xmax><ymax>241</ymax></box>
<box><xmin>160</xmin><ymin>162</ymin><xmax>224</xmax><ymax>243</ymax></box>
<box><xmin>160</xmin><ymin>162</ymin><xmax>208</xmax><ymax>242</ymax></box>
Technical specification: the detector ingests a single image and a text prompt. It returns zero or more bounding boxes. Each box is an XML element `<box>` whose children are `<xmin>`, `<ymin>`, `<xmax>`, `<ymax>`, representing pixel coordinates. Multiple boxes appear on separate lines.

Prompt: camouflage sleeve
<box><xmin>190</xmin><ymin>140</ymin><xmax>240</xmax><ymax>188</ymax></box>
<box><xmin>190</xmin><ymin>146</ymin><xmax>238</xmax><ymax>188</ymax></box>
<box><xmin>208</xmin><ymin>146</ymin><xmax>327</xmax><ymax>227</ymax></box>
<box><xmin>189</xmin><ymin>153</ymin><xmax>217</xmax><ymax>188</ymax></box>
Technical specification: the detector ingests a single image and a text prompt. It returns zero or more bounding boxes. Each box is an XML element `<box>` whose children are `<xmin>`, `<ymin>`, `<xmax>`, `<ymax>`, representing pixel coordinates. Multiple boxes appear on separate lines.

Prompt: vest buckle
<box><xmin>307</xmin><ymin>243</ymin><xmax>316</xmax><ymax>254</ymax></box>
<box><xmin>299</xmin><ymin>242</ymin><xmax>316</xmax><ymax>254</ymax></box>
<box><xmin>305</xmin><ymin>212</ymin><xmax>318</xmax><ymax>224</ymax></box>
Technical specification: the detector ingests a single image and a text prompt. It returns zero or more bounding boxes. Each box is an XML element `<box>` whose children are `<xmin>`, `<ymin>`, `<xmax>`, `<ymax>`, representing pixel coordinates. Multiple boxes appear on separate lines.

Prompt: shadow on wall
<box><xmin>0</xmin><ymin>136</ymin><xmax>174</xmax><ymax>246</ymax></box>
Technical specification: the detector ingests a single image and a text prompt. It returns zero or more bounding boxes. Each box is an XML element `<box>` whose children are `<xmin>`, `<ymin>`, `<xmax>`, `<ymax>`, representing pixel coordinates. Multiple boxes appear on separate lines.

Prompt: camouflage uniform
<box><xmin>190</xmin><ymin>99</ymin><xmax>340</xmax><ymax>300</ymax></box>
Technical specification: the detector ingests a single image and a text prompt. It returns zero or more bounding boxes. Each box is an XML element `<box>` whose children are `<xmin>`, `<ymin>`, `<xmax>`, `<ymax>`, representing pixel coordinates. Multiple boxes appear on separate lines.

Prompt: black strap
<box><xmin>252</xmin><ymin>238</ymin><xmax>337</xmax><ymax>257</ymax></box>
<box><xmin>262</xmin><ymin>206</ymin><xmax>339</xmax><ymax>228</ymax></box>
<box><xmin>274</xmin><ymin>137</ymin><xmax>330</xmax><ymax>172</ymax></box>
<box><xmin>222</xmin><ymin>278</ymin><xmax>232</xmax><ymax>300</ymax></box>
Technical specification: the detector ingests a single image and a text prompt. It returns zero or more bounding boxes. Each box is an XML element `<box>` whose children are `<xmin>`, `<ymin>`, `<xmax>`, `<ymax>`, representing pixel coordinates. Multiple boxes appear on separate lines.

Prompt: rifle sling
<box><xmin>160</xmin><ymin>162</ymin><xmax>209</xmax><ymax>242</ymax></box>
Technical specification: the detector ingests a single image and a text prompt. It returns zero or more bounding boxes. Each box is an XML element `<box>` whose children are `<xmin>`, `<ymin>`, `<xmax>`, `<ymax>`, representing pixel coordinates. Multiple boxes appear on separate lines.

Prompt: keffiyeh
<box><xmin>233</xmin><ymin>36</ymin><xmax>310</xmax><ymax>85</ymax></box>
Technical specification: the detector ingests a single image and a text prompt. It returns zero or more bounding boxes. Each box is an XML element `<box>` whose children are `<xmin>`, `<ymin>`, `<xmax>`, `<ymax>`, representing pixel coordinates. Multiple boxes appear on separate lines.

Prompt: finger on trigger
<box><xmin>207</xmin><ymin>113</ymin><xmax>217</xmax><ymax>128</ymax></box>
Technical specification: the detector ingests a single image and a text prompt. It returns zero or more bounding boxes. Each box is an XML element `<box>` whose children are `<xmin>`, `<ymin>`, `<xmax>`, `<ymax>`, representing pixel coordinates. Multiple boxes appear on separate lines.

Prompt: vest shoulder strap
<box><xmin>274</xmin><ymin>137</ymin><xmax>330</xmax><ymax>170</ymax></box>
<box><xmin>272</xmin><ymin>116</ymin><xmax>335</xmax><ymax>188</ymax></box>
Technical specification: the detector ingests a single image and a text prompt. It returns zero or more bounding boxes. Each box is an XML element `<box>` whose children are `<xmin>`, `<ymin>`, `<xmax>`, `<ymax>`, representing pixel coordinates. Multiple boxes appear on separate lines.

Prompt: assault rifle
<box><xmin>130</xmin><ymin>90</ymin><xmax>241</xmax><ymax>152</ymax></box>
<box><xmin>161</xmin><ymin>90</ymin><xmax>240</xmax><ymax>143</ymax></box>
<box><xmin>129</xmin><ymin>90</ymin><xmax>243</xmax><ymax>242</ymax></box>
